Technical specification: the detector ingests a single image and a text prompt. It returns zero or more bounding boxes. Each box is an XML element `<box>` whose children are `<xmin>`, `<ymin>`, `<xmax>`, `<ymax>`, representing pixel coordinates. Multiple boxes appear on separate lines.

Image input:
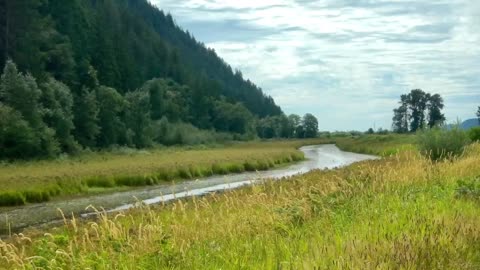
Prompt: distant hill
<box><xmin>446</xmin><ymin>119</ymin><xmax>479</xmax><ymax>130</ymax></box>
<box><xmin>0</xmin><ymin>0</ymin><xmax>282</xmax><ymax>118</ymax></box>
<box><xmin>0</xmin><ymin>0</ymin><xmax>319</xmax><ymax>160</ymax></box>
<box><xmin>460</xmin><ymin>119</ymin><xmax>480</xmax><ymax>130</ymax></box>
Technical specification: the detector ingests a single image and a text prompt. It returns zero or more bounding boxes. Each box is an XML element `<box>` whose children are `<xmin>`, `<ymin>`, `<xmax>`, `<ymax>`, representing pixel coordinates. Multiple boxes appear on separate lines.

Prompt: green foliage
<box><xmin>125</xmin><ymin>90</ymin><xmax>153</xmax><ymax>148</ymax></box>
<box><xmin>469</xmin><ymin>127</ymin><xmax>480</xmax><ymax>142</ymax></box>
<box><xmin>0</xmin><ymin>104</ymin><xmax>39</xmax><ymax>159</ymax></box>
<box><xmin>0</xmin><ymin>2</ymin><xmax>323</xmax><ymax>160</ymax></box>
<box><xmin>257</xmin><ymin>113</ymin><xmax>318</xmax><ymax>139</ymax></box>
<box><xmin>40</xmin><ymin>78</ymin><xmax>78</xmax><ymax>153</ymax></box>
<box><xmin>96</xmin><ymin>85</ymin><xmax>127</xmax><ymax>147</ymax></box>
<box><xmin>417</xmin><ymin>126</ymin><xmax>470</xmax><ymax>161</ymax></box>
<box><xmin>212</xmin><ymin>100</ymin><xmax>254</xmax><ymax>134</ymax></box>
<box><xmin>74</xmin><ymin>88</ymin><xmax>100</xmax><ymax>148</ymax></box>
<box><xmin>152</xmin><ymin>117</ymin><xmax>233</xmax><ymax>146</ymax></box>
<box><xmin>302</xmin><ymin>113</ymin><xmax>319</xmax><ymax>138</ymax></box>
<box><xmin>0</xmin><ymin>61</ymin><xmax>61</xmax><ymax>158</ymax></box>
<box><xmin>427</xmin><ymin>94</ymin><xmax>445</xmax><ymax>128</ymax></box>
<box><xmin>393</xmin><ymin>89</ymin><xmax>445</xmax><ymax>133</ymax></box>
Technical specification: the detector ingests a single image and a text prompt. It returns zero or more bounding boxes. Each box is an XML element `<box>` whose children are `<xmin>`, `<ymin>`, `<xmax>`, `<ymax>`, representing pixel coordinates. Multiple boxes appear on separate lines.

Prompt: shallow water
<box><xmin>0</xmin><ymin>144</ymin><xmax>377</xmax><ymax>233</ymax></box>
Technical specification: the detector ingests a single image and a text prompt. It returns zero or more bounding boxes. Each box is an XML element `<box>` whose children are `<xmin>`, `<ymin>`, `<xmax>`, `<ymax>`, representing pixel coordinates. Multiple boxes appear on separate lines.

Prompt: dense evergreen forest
<box><xmin>0</xmin><ymin>0</ymin><xmax>318</xmax><ymax>159</ymax></box>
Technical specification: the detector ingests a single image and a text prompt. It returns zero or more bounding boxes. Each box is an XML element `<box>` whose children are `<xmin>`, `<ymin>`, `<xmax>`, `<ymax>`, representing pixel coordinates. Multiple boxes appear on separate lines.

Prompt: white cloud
<box><xmin>152</xmin><ymin>0</ymin><xmax>480</xmax><ymax>130</ymax></box>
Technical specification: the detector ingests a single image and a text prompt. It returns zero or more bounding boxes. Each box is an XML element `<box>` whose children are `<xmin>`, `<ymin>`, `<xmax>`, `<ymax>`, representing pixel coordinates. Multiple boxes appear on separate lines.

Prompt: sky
<box><xmin>152</xmin><ymin>0</ymin><xmax>480</xmax><ymax>131</ymax></box>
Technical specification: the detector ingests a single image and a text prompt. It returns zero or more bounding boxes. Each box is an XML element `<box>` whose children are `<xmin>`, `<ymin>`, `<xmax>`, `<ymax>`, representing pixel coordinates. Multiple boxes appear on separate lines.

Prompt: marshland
<box><xmin>2</xmin><ymin>0</ymin><xmax>480</xmax><ymax>269</ymax></box>
<box><xmin>1</xmin><ymin>134</ymin><xmax>480</xmax><ymax>269</ymax></box>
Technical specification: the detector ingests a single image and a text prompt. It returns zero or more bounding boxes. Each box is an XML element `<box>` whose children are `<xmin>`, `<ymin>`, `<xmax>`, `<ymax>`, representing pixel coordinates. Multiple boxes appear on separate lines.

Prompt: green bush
<box><xmin>417</xmin><ymin>126</ymin><xmax>470</xmax><ymax>161</ymax></box>
<box><xmin>152</xmin><ymin>119</ymin><xmax>233</xmax><ymax>146</ymax></box>
<box><xmin>468</xmin><ymin>127</ymin><xmax>480</xmax><ymax>142</ymax></box>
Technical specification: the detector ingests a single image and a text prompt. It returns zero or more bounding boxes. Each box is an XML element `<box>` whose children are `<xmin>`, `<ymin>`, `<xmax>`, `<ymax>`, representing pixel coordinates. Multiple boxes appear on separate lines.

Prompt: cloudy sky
<box><xmin>152</xmin><ymin>0</ymin><xmax>480</xmax><ymax>131</ymax></box>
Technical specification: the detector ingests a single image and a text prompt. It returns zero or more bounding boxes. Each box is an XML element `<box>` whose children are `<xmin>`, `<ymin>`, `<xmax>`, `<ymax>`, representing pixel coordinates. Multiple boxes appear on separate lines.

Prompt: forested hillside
<box><xmin>0</xmin><ymin>0</ymin><xmax>318</xmax><ymax>159</ymax></box>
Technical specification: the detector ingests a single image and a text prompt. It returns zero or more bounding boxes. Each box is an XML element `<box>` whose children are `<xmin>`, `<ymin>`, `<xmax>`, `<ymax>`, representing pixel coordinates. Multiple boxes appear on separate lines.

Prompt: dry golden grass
<box><xmin>1</xmin><ymin>141</ymin><xmax>479</xmax><ymax>269</ymax></box>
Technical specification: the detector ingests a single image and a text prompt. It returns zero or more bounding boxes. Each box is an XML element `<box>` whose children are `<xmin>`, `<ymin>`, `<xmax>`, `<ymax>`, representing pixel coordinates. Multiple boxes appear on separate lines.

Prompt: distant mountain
<box><xmin>460</xmin><ymin>119</ymin><xmax>480</xmax><ymax>130</ymax></box>
<box><xmin>445</xmin><ymin>119</ymin><xmax>479</xmax><ymax>130</ymax></box>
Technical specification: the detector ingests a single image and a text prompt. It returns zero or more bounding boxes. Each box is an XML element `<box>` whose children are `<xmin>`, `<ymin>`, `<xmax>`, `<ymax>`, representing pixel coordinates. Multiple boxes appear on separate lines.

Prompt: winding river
<box><xmin>0</xmin><ymin>144</ymin><xmax>377</xmax><ymax>234</ymax></box>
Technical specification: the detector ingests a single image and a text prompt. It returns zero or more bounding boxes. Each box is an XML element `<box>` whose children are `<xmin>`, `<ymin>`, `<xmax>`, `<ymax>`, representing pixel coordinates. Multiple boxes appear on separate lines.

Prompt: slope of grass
<box><xmin>1</xmin><ymin>142</ymin><xmax>479</xmax><ymax>269</ymax></box>
<box><xmin>0</xmin><ymin>139</ymin><xmax>327</xmax><ymax>206</ymax></box>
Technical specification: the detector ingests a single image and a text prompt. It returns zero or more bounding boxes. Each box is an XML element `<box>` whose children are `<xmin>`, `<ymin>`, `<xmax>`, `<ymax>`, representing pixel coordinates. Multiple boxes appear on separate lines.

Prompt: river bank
<box><xmin>0</xmin><ymin>144</ymin><xmax>376</xmax><ymax>235</ymax></box>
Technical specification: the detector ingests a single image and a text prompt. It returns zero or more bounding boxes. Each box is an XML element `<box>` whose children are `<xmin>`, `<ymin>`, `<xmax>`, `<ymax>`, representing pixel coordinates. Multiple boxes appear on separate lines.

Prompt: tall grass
<box><xmin>1</xmin><ymin>142</ymin><xmax>479</xmax><ymax>269</ymax></box>
<box><xmin>0</xmin><ymin>139</ymin><xmax>326</xmax><ymax>206</ymax></box>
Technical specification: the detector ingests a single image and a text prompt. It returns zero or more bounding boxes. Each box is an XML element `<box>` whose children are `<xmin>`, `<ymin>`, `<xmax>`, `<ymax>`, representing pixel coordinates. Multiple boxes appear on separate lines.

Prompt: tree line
<box><xmin>392</xmin><ymin>89</ymin><xmax>446</xmax><ymax>133</ymax></box>
<box><xmin>0</xmin><ymin>61</ymin><xmax>319</xmax><ymax>160</ymax></box>
<box><xmin>0</xmin><ymin>0</ymin><xmax>320</xmax><ymax>160</ymax></box>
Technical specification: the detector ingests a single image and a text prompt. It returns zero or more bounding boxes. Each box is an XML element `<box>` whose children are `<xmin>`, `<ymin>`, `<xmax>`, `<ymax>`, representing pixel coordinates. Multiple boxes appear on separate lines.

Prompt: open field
<box><xmin>1</xmin><ymin>137</ymin><xmax>479</xmax><ymax>269</ymax></box>
<box><xmin>0</xmin><ymin>139</ymin><xmax>328</xmax><ymax>206</ymax></box>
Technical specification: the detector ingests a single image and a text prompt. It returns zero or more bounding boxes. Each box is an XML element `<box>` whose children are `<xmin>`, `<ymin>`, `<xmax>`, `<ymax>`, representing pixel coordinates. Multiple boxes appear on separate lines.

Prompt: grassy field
<box><xmin>1</xmin><ymin>136</ymin><xmax>479</xmax><ymax>269</ymax></box>
<box><xmin>0</xmin><ymin>139</ymin><xmax>328</xmax><ymax>206</ymax></box>
<box><xmin>334</xmin><ymin>134</ymin><xmax>416</xmax><ymax>156</ymax></box>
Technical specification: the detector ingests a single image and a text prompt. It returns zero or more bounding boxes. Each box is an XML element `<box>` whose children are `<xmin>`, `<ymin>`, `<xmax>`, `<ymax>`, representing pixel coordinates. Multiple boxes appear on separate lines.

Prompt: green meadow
<box><xmin>1</xmin><ymin>135</ymin><xmax>479</xmax><ymax>269</ymax></box>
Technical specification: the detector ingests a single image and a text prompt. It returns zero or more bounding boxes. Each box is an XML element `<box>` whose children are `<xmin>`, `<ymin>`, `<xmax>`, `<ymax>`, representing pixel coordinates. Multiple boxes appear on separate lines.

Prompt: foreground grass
<box><xmin>1</xmin><ymin>142</ymin><xmax>479</xmax><ymax>269</ymax></box>
<box><xmin>0</xmin><ymin>139</ymin><xmax>329</xmax><ymax>206</ymax></box>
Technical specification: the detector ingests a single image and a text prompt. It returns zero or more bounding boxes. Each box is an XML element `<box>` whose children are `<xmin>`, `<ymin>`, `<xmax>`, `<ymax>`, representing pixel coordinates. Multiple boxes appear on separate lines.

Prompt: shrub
<box><xmin>468</xmin><ymin>127</ymin><xmax>480</xmax><ymax>142</ymax></box>
<box><xmin>417</xmin><ymin>126</ymin><xmax>470</xmax><ymax>161</ymax></box>
<box><xmin>152</xmin><ymin>119</ymin><xmax>233</xmax><ymax>146</ymax></box>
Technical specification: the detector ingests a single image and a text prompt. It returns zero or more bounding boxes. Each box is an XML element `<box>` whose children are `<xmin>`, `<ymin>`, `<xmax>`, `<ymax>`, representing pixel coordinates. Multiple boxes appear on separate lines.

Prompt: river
<box><xmin>0</xmin><ymin>144</ymin><xmax>377</xmax><ymax>234</ymax></box>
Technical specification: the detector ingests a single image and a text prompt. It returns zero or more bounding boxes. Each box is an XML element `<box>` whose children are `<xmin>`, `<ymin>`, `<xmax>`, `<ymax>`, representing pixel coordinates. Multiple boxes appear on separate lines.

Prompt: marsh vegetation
<box><xmin>0</xmin><ymin>134</ymin><xmax>479</xmax><ymax>269</ymax></box>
